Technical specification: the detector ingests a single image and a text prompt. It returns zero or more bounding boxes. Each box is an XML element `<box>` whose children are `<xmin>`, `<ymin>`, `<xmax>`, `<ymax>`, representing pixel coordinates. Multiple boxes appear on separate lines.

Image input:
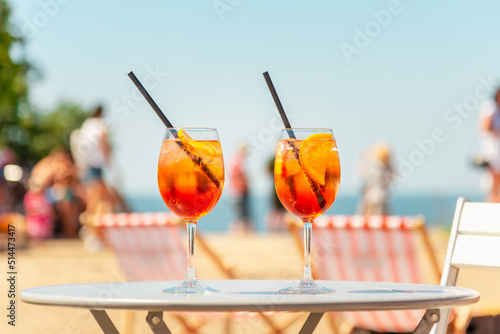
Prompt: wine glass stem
<box><xmin>186</xmin><ymin>220</ymin><xmax>197</xmax><ymax>281</ymax></box>
<box><xmin>302</xmin><ymin>220</ymin><xmax>313</xmax><ymax>282</ymax></box>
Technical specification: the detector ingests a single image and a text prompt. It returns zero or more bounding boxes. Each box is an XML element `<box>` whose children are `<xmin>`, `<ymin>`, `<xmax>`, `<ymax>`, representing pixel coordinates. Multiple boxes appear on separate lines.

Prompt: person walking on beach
<box><xmin>356</xmin><ymin>142</ymin><xmax>394</xmax><ymax>215</ymax></box>
<box><xmin>478</xmin><ymin>88</ymin><xmax>500</xmax><ymax>202</ymax></box>
<box><xmin>228</xmin><ymin>143</ymin><xmax>254</xmax><ymax>233</ymax></box>
<box><xmin>71</xmin><ymin>106</ymin><xmax>114</xmax><ymax>214</ymax></box>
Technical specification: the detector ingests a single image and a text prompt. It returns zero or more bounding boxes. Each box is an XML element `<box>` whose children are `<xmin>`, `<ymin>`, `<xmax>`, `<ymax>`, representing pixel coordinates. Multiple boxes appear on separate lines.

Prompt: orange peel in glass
<box><xmin>178</xmin><ymin>129</ymin><xmax>217</xmax><ymax>158</ymax></box>
<box><xmin>299</xmin><ymin>133</ymin><xmax>333</xmax><ymax>186</ymax></box>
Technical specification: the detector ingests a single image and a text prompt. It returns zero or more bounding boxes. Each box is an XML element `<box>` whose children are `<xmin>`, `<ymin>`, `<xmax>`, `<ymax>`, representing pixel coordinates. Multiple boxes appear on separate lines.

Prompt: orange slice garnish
<box><xmin>177</xmin><ymin>129</ymin><xmax>196</xmax><ymax>150</ymax></box>
<box><xmin>177</xmin><ymin>129</ymin><xmax>193</xmax><ymax>140</ymax></box>
<box><xmin>299</xmin><ymin>133</ymin><xmax>333</xmax><ymax>186</ymax></box>
<box><xmin>177</xmin><ymin>129</ymin><xmax>223</xmax><ymax>186</ymax></box>
<box><xmin>178</xmin><ymin>129</ymin><xmax>217</xmax><ymax>157</ymax></box>
<box><xmin>326</xmin><ymin>147</ymin><xmax>340</xmax><ymax>174</ymax></box>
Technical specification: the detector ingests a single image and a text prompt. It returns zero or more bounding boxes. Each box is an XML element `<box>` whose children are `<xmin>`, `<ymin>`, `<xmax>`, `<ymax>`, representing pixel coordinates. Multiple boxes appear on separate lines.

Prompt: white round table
<box><xmin>21</xmin><ymin>279</ymin><xmax>479</xmax><ymax>334</ymax></box>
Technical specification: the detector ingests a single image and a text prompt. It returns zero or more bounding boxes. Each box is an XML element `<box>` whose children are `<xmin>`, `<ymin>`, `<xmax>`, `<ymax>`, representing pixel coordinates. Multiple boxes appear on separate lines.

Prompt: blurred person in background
<box><xmin>24</xmin><ymin>179</ymin><xmax>54</xmax><ymax>240</ymax></box>
<box><xmin>478</xmin><ymin>88</ymin><xmax>500</xmax><ymax>202</ymax></box>
<box><xmin>71</xmin><ymin>105</ymin><xmax>129</xmax><ymax>250</ymax></box>
<box><xmin>356</xmin><ymin>142</ymin><xmax>394</xmax><ymax>215</ymax></box>
<box><xmin>228</xmin><ymin>143</ymin><xmax>254</xmax><ymax>233</ymax></box>
<box><xmin>26</xmin><ymin>148</ymin><xmax>84</xmax><ymax>238</ymax></box>
<box><xmin>71</xmin><ymin>105</ymin><xmax>117</xmax><ymax>215</ymax></box>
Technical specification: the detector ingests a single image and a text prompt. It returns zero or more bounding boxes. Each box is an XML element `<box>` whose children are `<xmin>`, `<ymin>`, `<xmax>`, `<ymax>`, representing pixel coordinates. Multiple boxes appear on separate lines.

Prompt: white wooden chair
<box><xmin>431</xmin><ymin>198</ymin><xmax>500</xmax><ymax>334</ymax></box>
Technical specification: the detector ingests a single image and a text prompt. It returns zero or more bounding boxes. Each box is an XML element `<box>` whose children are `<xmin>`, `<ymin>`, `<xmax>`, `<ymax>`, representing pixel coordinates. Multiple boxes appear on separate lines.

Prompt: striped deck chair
<box><xmin>89</xmin><ymin>212</ymin><xmax>236</xmax><ymax>333</ymax></box>
<box><xmin>89</xmin><ymin>212</ymin><xmax>290</xmax><ymax>334</ymax></box>
<box><xmin>287</xmin><ymin>214</ymin><xmax>442</xmax><ymax>333</ymax></box>
<box><xmin>89</xmin><ymin>212</ymin><xmax>235</xmax><ymax>281</ymax></box>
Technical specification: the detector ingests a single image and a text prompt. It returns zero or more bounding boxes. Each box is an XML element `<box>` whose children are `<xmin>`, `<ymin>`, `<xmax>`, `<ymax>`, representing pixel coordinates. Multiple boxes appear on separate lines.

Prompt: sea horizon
<box><xmin>123</xmin><ymin>191</ymin><xmax>485</xmax><ymax>233</ymax></box>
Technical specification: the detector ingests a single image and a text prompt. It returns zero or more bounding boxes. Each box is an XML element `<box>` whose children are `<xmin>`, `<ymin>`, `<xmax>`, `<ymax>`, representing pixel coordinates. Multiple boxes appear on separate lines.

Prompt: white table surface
<box><xmin>20</xmin><ymin>280</ymin><xmax>479</xmax><ymax>313</ymax></box>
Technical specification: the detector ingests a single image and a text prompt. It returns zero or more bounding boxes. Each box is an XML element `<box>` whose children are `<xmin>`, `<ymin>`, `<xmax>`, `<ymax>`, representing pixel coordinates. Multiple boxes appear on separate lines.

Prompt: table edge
<box><xmin>20</xmin><ymin>280</ymin><xmax>480</xmax><ymax>312</ymax></box>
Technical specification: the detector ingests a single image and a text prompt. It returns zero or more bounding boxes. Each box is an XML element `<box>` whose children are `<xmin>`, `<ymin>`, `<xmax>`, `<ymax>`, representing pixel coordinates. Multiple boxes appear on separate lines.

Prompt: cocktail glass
<box><xmin>158</xmin><ymin>127</ymin><xmax>224</xmax><ymax>293</ymax></box>
<box><xmin>274</xmin><ymin>128</ymin><xmax>340</xmax><ymax>294</ymax></box>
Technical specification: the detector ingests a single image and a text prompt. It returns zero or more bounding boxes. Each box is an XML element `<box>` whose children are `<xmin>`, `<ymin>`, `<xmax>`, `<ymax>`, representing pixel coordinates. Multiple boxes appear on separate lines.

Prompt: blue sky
<box><xmin>8</xmin><ymin>0</ymin><xmax>500</xmax><ymax>199</ymax></box>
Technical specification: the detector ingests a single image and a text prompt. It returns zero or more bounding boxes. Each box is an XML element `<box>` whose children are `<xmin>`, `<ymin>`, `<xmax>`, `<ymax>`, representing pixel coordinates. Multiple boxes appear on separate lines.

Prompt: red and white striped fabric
<box><xmin>310</xmin><ymin>215</ymin><xmax>427</xmax><ymax>333</ymax></box>
<box><xmin>91</xmin><ymin>212</ymin><xmax>186</xmax><ymax>281</ymax></box>
<box><xmin>91</xmin><ymin>212</ymin><xmax>269</xmax><ymax>331</ymax></box>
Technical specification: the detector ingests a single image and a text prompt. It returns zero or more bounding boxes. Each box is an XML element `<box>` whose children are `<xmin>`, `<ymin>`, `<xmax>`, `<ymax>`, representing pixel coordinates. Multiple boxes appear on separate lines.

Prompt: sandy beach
<box><xmin>3</xmin><ymin>229</ymin><xmax>500</xmax><ymax>334</ymax></box>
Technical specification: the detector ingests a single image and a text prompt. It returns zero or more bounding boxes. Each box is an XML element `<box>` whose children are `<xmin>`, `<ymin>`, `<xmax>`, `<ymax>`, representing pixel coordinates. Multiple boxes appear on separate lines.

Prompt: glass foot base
<box><xmin>162</xmin><ymin>280</ymin><xmax>219</xmax><ymax>294</ymax></box>
<box><xmin>279</xmin><ymin>280</ymin><xmax>335</xmax><ymax>294</ymax></box>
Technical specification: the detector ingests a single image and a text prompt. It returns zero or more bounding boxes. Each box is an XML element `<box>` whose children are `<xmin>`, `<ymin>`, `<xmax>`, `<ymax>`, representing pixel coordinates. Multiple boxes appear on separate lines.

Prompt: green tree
<box><xmin>0</xmin><ymin>0</ymin><xmax>32</xmax><ymax>164</ymax></box>
<box><xmin>0</xmin><ymin>1</ymin><xmax>89</xmax><ymax>165</ymax></box>
<box><xmin>31</xmin><ymin>102</ymin><xmax>89</xmax><ymax>159</ymax></box>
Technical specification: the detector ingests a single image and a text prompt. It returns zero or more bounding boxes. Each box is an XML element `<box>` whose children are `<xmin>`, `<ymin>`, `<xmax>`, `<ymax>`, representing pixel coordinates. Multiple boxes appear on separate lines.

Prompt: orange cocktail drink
<box><xmin>274</xmin><ymin>133</ymin><xmax>340</xmax><ymax>219</ymax></box>
<box><xmin>157</xmin><ymin>127</ymin><xmax>224</xmax><ymax>294</ymax></box>
<box><xmin>274</xmin><ymin>133</ymin><xmax>340</xmax><ymax>218</ymax></box>
<box><xmin>158</xmin><ymin>131</ymin><xmax>224</xmax><ymax>219</ymax></box>
<box><xmin>274</xmin><ymin>128</ymin><xmax>340</xmax><ymax>294</ymax></box>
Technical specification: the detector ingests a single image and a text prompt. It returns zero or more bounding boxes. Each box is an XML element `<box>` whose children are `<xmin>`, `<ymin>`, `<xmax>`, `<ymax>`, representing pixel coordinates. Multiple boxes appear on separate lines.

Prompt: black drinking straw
<box><xmin>262</xmin><ymin>71</ymin><xmax>296</xmax><ymax>139</ymax></box>
<box><xmin>262</xmin><ymin>71</ymin><xmax>325</xmax><ymax>208</ymax></box>
<box><xmin>127</xmin><ymin>71</ymin><xmax>220</xmax><ymax>188</ymax></box>
<box><xmin>127</xmin><ymin>71</ymin><xmax>178</xmax><ymax>138</ymax></box>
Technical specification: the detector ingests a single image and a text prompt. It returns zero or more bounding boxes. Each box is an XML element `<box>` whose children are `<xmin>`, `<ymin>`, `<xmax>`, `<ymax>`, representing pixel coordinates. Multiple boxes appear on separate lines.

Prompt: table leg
<box><xmin>146</xmin><ymin>311</ymin><xmax>172</xmax><ymax>334</ymax></box>
<box><xmin>413</xmin><ymin>309</ymin><xmax>440</xmax><ymax>334</ymax></box>
<box><xmin>299</xmin><ymin>312</ymin><xmax>324</xmax><ymax>334</ymax></box>
<box><xmin>90</xmin><ymin>310</ymin><xmax>120</xmax><ymax>334</ymax></box>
